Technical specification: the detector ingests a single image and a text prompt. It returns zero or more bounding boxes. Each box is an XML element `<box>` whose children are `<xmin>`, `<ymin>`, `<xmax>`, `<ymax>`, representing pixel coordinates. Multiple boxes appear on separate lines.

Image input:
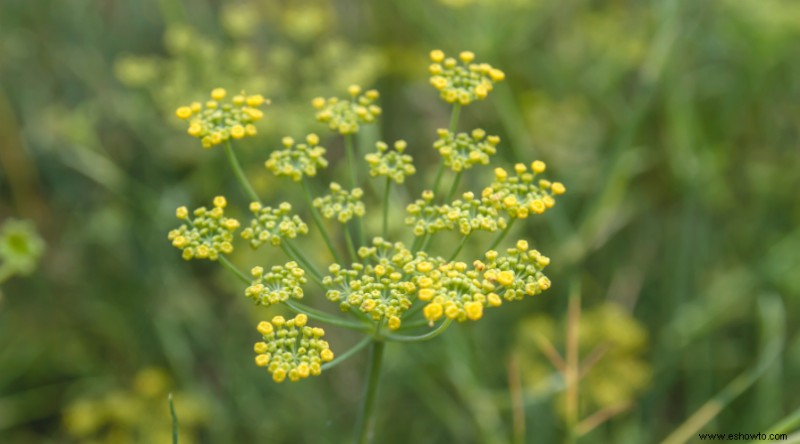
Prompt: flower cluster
<box><xmin>323</xmin><ymin>238</ymin><xmax>428</xmax><ymax>330</ymax></box>
<box><xmin>482</xmin><ymin>161</ymin><xmax>566</xmax><ymax>219</ymax></box>
<box><xmin>313</xmin><ymin>183</ymin><xmax>366</xmax><ymax>224</ymax></box>
<box><xmin>405</xmin><ymin>190</ymin><xmax>454</xmax><ymax>236</ymax></box>
<box><xmin>365</xmin><ymin>140</ymin><xmax>416</xmax><ymax>183</ymax></box>
<box><xmin>264</xmin><ymin>134</ymin><xmax>328</xmax><ymax>181</ymax></box>
<box><xmin>240</xmin><ymin>202</ymin><xmax>308</xmax><ymax>248</ymax></box>
<box><xmin>254</xmin><ymin>314</ymin><xmax>334</xmax><ymax>383</ymax></box>
<box><xmin>168</xmin><ymin>196</ymin><xmax>240</xmax><ymax>260</ymax></box>
<box><xmin>175</xmin><ymin>88</ymin><xmax>268</xmax><ymax>148</ymax></box>
<box><xmin>428</xmin><ymin>50</ymin><xmax>505</xmax><ymax>105</ymax></box>
<box><xmin>245</xmin><ymin>262</ymin><xmax>306</xmax><ymax>306</ymax></box>
<box><xmin>312</xmin><ymin>85</ymin><xmax>381</xmax><ymax>134</ymax></box>
<box><xmin>418</xmin><ymin>240</ymin><xmax>551</xmax><ymax>324</ymax></box>
<box><xmin>0</xmin><ymin>218</ymin><xmax>45</xmax><ymax>277</ymax></box>
<box><xmin>434</xmin><ymin>128</ymin><xmax>499</xmax><ymax>172</ymax></box>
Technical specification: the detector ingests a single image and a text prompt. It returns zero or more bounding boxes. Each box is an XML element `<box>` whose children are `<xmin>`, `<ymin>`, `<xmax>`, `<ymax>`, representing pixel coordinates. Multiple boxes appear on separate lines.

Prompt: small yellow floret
<box><xmin>418</xmin><ymin>288</ymin><xmax>435</xmax><ymax>301</ymax></box>
<box><xmin>176</xmin><ymin>206</ymin><xmax>189</xmax><ymax>219</ymax></box>
<box><xmin>551</xmin><ymin>182</ymin><xmax>566</xmax><ymax>195</ymax></box>
<box><xmin>494</xmin><ymin>167</ymin><xmax>508</xmax><ymax>181</ymax></box>
<box><xmin>311</xmin><ymin>97</ymin><xmax>326</xmax><ymax>109</ymax></box>
<box><xmin>272</xmin><ymin>368</ymin><xmax>286</xmax><ymax>383</ymax></box>
<box><xmin>255</xmin><ymin>354</ymin><xmax>270</xmax><ymax>367</ymax></box>
<box><xmin>430</xmin><ymin>49</ymin><xmax>445</xmax><ymax>63</ymax></box>
<box><xmin>175</xmin><ymin>106</ymin><xmax>192</xmax><ymax>119</ymax></box>
<box><xmin>497</xmin><ymin>270</ymin><xmax>515</xmax><ymax>286</ymax></box>
<box><xmin>388</xmin><ymin>316</ymin><xmax>401</xmax><ymax>330</ymax></box>
<box><xmin>459</xmin><ymin>51</ymin><xmax>475</xmax><ymax>63</ymax></box>
<box><xmin>257</xmin><ymin>321</ymin><xmax>273</xmax><ymax>335</ymax></box>
<box><xmin>320</xmin><ymin>349</ymin><xmax>334</xmax><ymax>362</ymax></box>
<box><xmin>294</xmin><ymin>314</ymin><xmax>308</xmax><ymax>327</ymax></box>
<box><xmin>271</xmin><ymin>316</ymin><xmax>286</xmax><ymax>327</ymax></box>
<box><xmin>213</xmin><ymin>196</ymin><xmax>227</xmax><ymax>208</ymax></box>
<box><xmin>246</xmin><ymin>94</ymin><xmax>266</xmax><ymax>106</ymax></box>
<box><xmin>211</xmin><ymin>87</ymin><xmax>227</xmax><ymax>100</ymax></box>
<box><xmin>424</xmin><ymin>303</ymin><xmax>443</xmax><ymax>321</ymax></box>
<box><xmin>230</xmin><ymin>125</ymin><xmax>245</xmax><ymax>139</ymax></box>
<box><xmin>347</xmin><ymin>84</ymin><xmax>362</xmax><ymax>96</ymax></box>
<box><xmin>531</xmin><ymin>160</ymin><xmax>546</xmax><ymax>173</ymax></box>
<box><xmin>465</xmin><ymin>301</ymin><xmax>483</xmax><ymax>320</ymax></box>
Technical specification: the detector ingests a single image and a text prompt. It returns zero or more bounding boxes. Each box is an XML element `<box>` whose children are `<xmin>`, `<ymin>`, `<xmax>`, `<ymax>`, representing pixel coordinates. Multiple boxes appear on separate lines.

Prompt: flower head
<box><xmin>245</xmin><ymin>262</ymin><xmax>306</xmax><ymax>306</ymax></box>
<box><xmin>253</xmin><ymin>314</ymin><xmax>334</xmax><ymax>383</ymax></box>
<box><xmin>175</xmin><ymin>88</ymin><xmax>268</xmax><ymax>148</ymax></box>
<box><xmin>240</xmin><ymin>202</ymin><xmax>309</xmax><ymax>247</ymax></box>
<box><xmin>312</xmin><ymin>182</ymin><xmax>365</xmax><ymax>223</ymax></box>
<box><xmin>264</xmin><ymin>134</ymin><xmax>328</xmax><ymax>181</ymax></box>
<box><xmin>312</xmin><ymin>85</ymin><xmax>381</xmax><ymax>135</ymax></box>
<box><xmin>364</xmin><ymin>140</ymin><xmax>416</xmax><ymax>183</ymax></box>
<box><xmin>481</xmin><ymin>161</ymin><xmax>565</xmax><ymax>219</ymax></box>
<box><xmin>428</xmin><ymin>50</ymin><xmax>505</xmax><ymax>105</ymax></box>
<box><xmin>434</xmin><ymin>128</ymin><xmax>499</xmax><ymax>172</ymax></box>
<box><xmin>167</xmin><ymin>196</ymin><xmax>240</xmax><ymax>260</ymax></box>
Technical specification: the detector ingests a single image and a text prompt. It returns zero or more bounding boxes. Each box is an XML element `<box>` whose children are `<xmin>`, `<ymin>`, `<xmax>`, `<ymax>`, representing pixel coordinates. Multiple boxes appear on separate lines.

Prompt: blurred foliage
<box><xmin>1</xmin><ymin>0</ymin><xmax>799</xmax><ymax>443</ymax></box>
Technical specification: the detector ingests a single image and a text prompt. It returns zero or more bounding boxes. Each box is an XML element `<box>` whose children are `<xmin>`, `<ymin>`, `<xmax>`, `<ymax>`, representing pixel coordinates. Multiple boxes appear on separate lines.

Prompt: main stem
<box><xmin>354</xmin><ymin>340</ymin><xmax>386</xmax><ymax>444</ymax></box>
<box><xmin>224</xmin><ymin>141</ymin><xmax>260</xmax><ymax>203</ymax></box>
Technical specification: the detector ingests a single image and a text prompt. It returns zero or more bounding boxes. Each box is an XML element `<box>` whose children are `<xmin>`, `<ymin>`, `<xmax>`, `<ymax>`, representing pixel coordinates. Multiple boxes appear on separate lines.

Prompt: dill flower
<box><xmin>322</xmin><ymin>238</ymin><xmax>426</xmax><ymax>329</ymax></box>
<box><xmin>254</xmin><ymin>314</ymin><xmax>335</xmax><ymax>382</ymax></box>
<box><xmin>245</xmin><ymin>262</ymin><xmax>306</xmax><ymax>306</ymax></box>
<box><xmin>364</xmin><ymin>140</ymin><xmax>416</xmax><ymax>183</ymax></box>
<box><xmin>175</xmin><ymin>87</ymin><xmax>269</xmax><ymax>148</ymax></box>
<box><xmin>264</xmin><ymin>134</ymin><xmax>328</xmax><ymax>181</ymax></box>
<box><xmin>0</xmin><ymin>218</ymin><xmax>45</xmax><ymax>276</ymax></box>
<box><xmin>312</xmin><ymin>182</ymin><xmax>366</xmax><ymax>223</ymax></box>
<box><xmin>240</xmin><ymin>202</ymin><xmax>309</xmax><ymax>247</ymax></box>
<box><xmin>404</xmin><ymin>190</ymin><xmax>456</xmax><ymax>236</ymax></box>
<box><xmin>428</xmin><ymin>49</ymin><xmax>505</xmax><ymax>105</ymax></box>
<box><xmin>482</xmin><ymin>161</ymin><xmax>565</xmax><ymax>219</ymax></box>
<box><xmin>167</xmin><ymin>196</ymin><xmax>240</xmax><ymax>260</ymax></box>
<box><xmin>448</xmin><ymin>191</ymin><xmax>509</xmax><ymax>235</ymax></box>
<box><xmin>433</xmin><ymin>128</ymin><xmax>499</xmax><ymax>172</ymax></box>
<box><xmin>312</xmin><ymin>85</ymin><xmax>381</xmax><ymax>135</ymax></box>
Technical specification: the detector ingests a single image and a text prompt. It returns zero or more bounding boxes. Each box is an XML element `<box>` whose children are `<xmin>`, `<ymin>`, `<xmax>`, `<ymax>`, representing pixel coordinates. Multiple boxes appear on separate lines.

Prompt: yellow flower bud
<box><xmin>255</xmin><ymin>354</ymin><xmax>270</xmax><ymax>367</ymax></box>
<box><xmin>388</xmin><ymin>316</ymin><xmax>401</xmax><ymax>330</ymax></box>
<box><xmin>465</xmin><ymin>301</ymin><xmax>483</xmax><ymax>320</ymax></box>
<box><xmin>175</xmin><ymin>106</ymin><xmax>192</xmax><ymax>119</ymax></box>
<box><xmin>254</xmin><ymin>342</ymin><xmax>268</xmax><ymax>354</ymax></box>
<box><xmin>531</xmin><ymin>160</ymin><xmax>546</xmax><ymax>173</ymax></box>
<box><xmin>211</xmin><ymin>87</ymin><xmax>227</xmax><ymax>100</ymax></box>
<box><xmin>497</xmin><ymin>270</ymin><xmax>515</xmax><ymax>286</ymax></box>
<box><xmin>424</xmin><ymin>303</ymin><xmax>443</xmax><ymax>321</ymax></box>
<box><xmin>257</xmin><ymin>321</ymin><xmax>273</xmax><ymax>335</ymax></box>
<box><xmin>430</xmin><ymin>49</ymin><xmax>445</xmax><ymax>63</ymax></box>
<box><xmin>213</xmin><ymin>196</ymin><xmax>227</xmax><ymax>208</ymax></box>
<box><xmin>551</xmin><ymin>182</ymin><xmax>566</xmax><ymax>195</ymax></box>
<box><xmin>246</xmin><ymin>94</ymin><xmax>266</xmax><ymax>107</ymax></box>
<box><xmin>230</xmin><ymin>125</ymin><xmax>245</xmax><ymax>139</ymax></box>
<box><xmin>176</xmin><ymin>206</ymin><xmax>189</xmax><ymax>219</ymax></box>
<box><xmin>459</xmin><ymin>51</ymin><xmax>475</xmax><ymax>63</ymax></box>
<box><xmin>320</xmin><ymin>349</ymin><xmax>334</xmax><ymax>362</ymax></box>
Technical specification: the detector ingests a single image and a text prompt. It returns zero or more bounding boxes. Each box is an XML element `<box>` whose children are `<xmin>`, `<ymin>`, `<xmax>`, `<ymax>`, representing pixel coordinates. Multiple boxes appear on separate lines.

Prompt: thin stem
<box><xmin>218</xmin><ymin>256</ymin><xmax>250</xmax><ymax>284</ymax></box>
<box><xmin>445</xmin><ymin>171</ymin><xmax>462</xmax><ymax>202</ymax></box>
<box><xmin>344</xmin><ymin>224</ymin><xmax>358</xmax><ymax>262</ymax></box>
<box><xmin>344</xmin><ymin>134</ymin><xmax>358</xmax><ymax>190</ymax></box>
<box><xmin>301</xmin><ymin>178</ymin><xmax>343</xmax><ymax>263</ymax></box>
<box><xmin>431</xmin><ymin>163</ymin><xmax>445</xmax><ymax>197</ymax></box>
<box><xmin>449</xmin><ymin>103</ymin><xmax>461</xmax><ymax>133</ymax></box>
<box><xmin>345</xmin><ymin>134</ymin><xmax>367</xmax><ymax>246</ymax></box>
<box><xmin>448</xmin><ymin>233</ymin><xmax>471</xmax><ymax>261</ymax></box>
<box><xmin>385</xmin><ymin>319</ymin><xmax>452</xmax><ymax>342</ymax></box>
<box><xmin>321</xmin><ymin>336</ymin><xmax>372</xmax><ymax>371</ymax></box>
<box><xmin>280</xmin><ymin>242</ymin><xmax>323</xmax><ymax>286</ymax></box>
<box><xmin>224</xmin><ymin>141</ymin><xmax>260</xmax><ymax>203</ymax></box>
<box><xmin>488</xmin><ymin>218</ymin><xmax>516</xmax><ymax>251</ymax></box>
<box><xmin>354</xmin><ymin>340</ymin><xmax>386</xmax><ymax>444</ymax></box>
<box><xmin>411</xmin><ymin>235</ymin><xmax>425</xmax><ymax>253</ymax></box>
<box><xmin>284</xmin><ymin>299</ymin><xmax>369</xmax><ymax>332</ymax></box>
<box><xmin>382</xmin><ymin>177</ymin><xmax>391</xmax><ymax>238</ymax></box>
<box><xmin>169</xmin><ymin>393</ymin><xmax>179</xmax><ymax>444</ymax></box>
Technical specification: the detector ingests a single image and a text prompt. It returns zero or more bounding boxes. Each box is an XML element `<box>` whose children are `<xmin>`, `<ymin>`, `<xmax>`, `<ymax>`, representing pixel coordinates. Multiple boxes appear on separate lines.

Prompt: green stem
<box><xmin>431</xmin><ymin>163</ymin><xmax>445</xmax><ymax>197</ymax></box>
<box><xmin>344</xmin><ymin>224</ymin><xmax>358</xmax><ymax>262</ymax></box>
<box><xmin>488</xmin><ymin>218</ymin><xmax>516</xmax><ymax>251</ymax></box>
<box><xmin>321</xmin><ymin>336</ymin><xmax>372</xmax><ymax>371</ymax></box>
<box><xmin>169</xmin><ymin>393</ymin><xmax>179</xmax><ymax>444</ymax></box>
<box><xmin>280</xmin><ymin>242</ymin><xmax>323</xmax><ymax>286</ymax></box>
<box><xmin>284</xmin><ymin>299</ymin><xmax>369</xmax><ymax>332</ymax></box>
<box><xmin>224</xmin><ymin>141</ymin><xmax>260</xmax><ymax>203</ymax></box>
<box><xmin>301</xmin><ymin>178</ymin><xmax>343</xmax><ymax>263</ymax></box>
<box><xmin>354</xmin><ymin>340</ymin><xmax>386</xmax><ymax>444</ymax></box>
<box><xmin>449</xmin><ymin>103</ymin><xmax>461</xmax><ymax>133</ymax></box>
<box><xmin>411</xmin><ymin>234</ymin><xmax>425</xmax><ymax>253</ymax></box>
<box><xmin>345</xmin><ymin>135</ymin><xmax>367</xmax><ymax>246</ymax></box>
<box><xmin>385</xmin><ymin>319</ymin><xmax>453</xmax><ymax>342</ymax></box>
<box><xmin>445</xmin><ymin>171</ymin><xmax>462</xmax><ymax>202</ymax></box>
<box><xmin>448</xmin><ymin>233</ymin><xmax>471</xmax><ymax>261</ymax></box>
<box><xmin>218</xmin><ymin>256</ymin><xmax>250</xmax><ymax>284</ymax></box>
<box><xmin>382</xmin><ymin>177</ymin><xmax>391</xmax><ymax>238</ymax></box>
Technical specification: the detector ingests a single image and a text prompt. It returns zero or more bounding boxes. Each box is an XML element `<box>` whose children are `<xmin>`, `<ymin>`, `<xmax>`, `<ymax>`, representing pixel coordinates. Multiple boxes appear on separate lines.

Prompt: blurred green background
<box><xmin>1</xmin><ymin>0</ymin><xmax>799</xmax><ymax>442</ymax></box>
